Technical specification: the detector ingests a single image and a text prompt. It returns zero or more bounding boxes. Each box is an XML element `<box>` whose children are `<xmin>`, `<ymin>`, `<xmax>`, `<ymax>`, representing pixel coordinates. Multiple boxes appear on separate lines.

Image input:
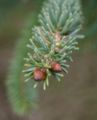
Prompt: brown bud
<box><xmin>33</xmin><ymin>68</ymin><xmax>47</xmax><ymax>81</ymax></box>
<box><xmin>51</xmin><ymin>62</ymin><xmax>62</xmax><ymax>72</ymax></box>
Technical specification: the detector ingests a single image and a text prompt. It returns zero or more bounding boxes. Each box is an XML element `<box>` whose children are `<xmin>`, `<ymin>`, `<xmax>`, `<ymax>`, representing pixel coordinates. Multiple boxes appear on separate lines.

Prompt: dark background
<box><xmin>0</xmin><ymin>0</ymin><xmax>97</xmax><ymax>120</ymax></box>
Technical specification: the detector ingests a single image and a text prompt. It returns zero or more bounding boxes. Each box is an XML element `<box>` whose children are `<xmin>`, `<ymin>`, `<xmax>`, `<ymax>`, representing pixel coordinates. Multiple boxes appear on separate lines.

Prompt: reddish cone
<box><xmin>33</xmin><ymin>68</ymin><xmax>47</xmax><ymax>81</ymax></box>
<box><xmin>51</xmin><ymin>62</ymin><xmax>62</xmax><ymax>72</ymax></box>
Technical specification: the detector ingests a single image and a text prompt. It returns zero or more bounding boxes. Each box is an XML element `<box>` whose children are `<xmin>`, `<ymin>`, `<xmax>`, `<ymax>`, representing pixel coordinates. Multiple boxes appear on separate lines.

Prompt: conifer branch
<box><xmin>24</xmin><ymin>0</ymin><xmax>84</xmax><ymax>90</ymax></box>
<box><xmin>7</xmin><ymin>0</ymin><xmax>84</xmax><ymax>114</ymax></box>
<box><xmin>6</xmin><ymin>13</ymin><xmax>38</xmax><ymax>114</ymax></box>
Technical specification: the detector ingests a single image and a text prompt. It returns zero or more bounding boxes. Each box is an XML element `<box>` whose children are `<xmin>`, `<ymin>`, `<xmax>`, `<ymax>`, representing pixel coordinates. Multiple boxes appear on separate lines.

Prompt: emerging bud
<box><xmin>51</xmin><ymin>62</ymin><xmax>62</xmax><ymax>72</ymax></box>
<box><xmin>55</xmin><ymin>32</ymin><xmax>62</xmax><ymax>41</ymax></box>
<box><xmin>33</xmin><ymin>68</ymin><xmax>47</xmax><ymax>81</ymax></box>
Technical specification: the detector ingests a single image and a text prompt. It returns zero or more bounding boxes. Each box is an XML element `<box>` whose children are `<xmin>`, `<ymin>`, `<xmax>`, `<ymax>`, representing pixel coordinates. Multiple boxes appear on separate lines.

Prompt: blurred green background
<box><xmin>0</xmin><ymin>0</ymin><xmax>97</xmax><ymax>120</ymax></box>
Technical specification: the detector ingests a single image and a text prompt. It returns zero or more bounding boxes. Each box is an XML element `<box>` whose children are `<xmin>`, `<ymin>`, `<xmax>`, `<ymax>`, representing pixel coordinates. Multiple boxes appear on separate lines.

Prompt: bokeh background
<box><xmin>0</xmin><ymin>0</ymin><xmax>97</xmax><ymax>120</ymax></box>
